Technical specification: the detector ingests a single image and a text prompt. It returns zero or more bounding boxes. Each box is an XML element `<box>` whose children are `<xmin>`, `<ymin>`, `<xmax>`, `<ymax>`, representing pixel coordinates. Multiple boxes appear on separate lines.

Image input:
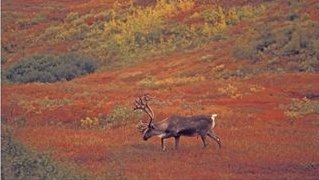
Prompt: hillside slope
<box><xmin>2</xmin><ymin>0</ymin><xmax>319</xmax><ymax>179</ymax></box>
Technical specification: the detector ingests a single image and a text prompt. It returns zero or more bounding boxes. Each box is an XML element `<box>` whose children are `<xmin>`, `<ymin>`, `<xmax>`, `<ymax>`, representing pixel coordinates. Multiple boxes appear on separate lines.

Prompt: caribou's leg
<box><xmin>208</xmin><ymin>132</ymin><xmax>222</xmax><ymax>148</ymax></box>
<box><xmin>161</xmin><ymin>138</ymin><xmax>166</xmax><ymax>151</ymax></box>
<box><xmin>174</xmin><ymin>136</ymin><xmax>180</xmax><ymax>150</ymax></box>
<box><xmin>200</xmin><ymin>135</ymin><xmax>208</xmax><ymax>148</ymax></box>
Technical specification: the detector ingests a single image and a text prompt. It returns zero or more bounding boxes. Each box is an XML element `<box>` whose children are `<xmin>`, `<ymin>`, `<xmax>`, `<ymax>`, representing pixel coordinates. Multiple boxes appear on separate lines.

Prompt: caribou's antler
<box><xmin>142</xmin><ymin>94</ymin><xmax>155</xmax><ymax>121</ymax></box>
<box><xmin>133</xmin><ymin>94</ymin><xmax>155</xmax><ymax>127</ymax></box>
<box><xmin>136</xmin><ymin>120</ymin><xmax>148</xmax><ymax>133</ymax></box>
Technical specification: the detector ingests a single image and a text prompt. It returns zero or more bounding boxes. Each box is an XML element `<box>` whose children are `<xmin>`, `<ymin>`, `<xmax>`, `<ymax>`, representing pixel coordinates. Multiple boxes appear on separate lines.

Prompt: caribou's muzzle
<box><xmin>143</xmin><ymin>134</ymin><xmax>151</xmax><ymax>141</ymax></box>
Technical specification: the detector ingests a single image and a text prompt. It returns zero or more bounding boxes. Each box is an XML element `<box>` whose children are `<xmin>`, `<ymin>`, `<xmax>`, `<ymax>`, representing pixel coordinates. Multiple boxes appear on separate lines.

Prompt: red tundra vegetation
<box><xmin>2</xmin><ymin>0</ymin><xmax>319</xmax><ymax>179</ymax></box>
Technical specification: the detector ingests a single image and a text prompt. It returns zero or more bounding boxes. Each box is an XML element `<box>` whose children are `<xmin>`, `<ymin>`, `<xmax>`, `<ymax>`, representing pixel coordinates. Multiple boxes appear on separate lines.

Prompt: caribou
<box><xmin>134</xmin><ymin>94</ymin><xmax>221</xmax><ymax>151</ymax></box>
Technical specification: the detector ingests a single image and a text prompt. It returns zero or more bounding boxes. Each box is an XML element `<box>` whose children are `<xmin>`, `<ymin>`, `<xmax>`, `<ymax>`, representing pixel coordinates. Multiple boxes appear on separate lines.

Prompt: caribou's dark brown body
<box><xmin>134</xmin><ymin>95</ymin><xmax>221</xmax><ymax>151</ymax></box>
<box><xmin>144</xmin><ymin>115</ymin><xmax>212</xmax><ymax>138</ymax></box>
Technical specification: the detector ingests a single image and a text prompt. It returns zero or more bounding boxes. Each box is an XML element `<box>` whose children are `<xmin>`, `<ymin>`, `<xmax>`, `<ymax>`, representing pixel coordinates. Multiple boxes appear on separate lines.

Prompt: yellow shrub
<box><xmin>102</xmin><ymin>0</ymin><xmax>195</xmax><ymax>51</ymax></box>
<box><xmin>218</xmin><ymin>84</ymin><xmax>242</xmax><ymax>99</ymax></box>
<box><xmin>237</xmin><ymin>4</ymin><xmax>266</xmax><ymax>20</ymax></box>
<box><xmin>226</xmin><ymin>7</ymin><xmax>240</xmax><ymax>25</ymax></box>
<box><xmin>157</xmin><ymin>76</ymin><xmax>206</xmax><ymax>86</ymax></box>
<box><xmin>178</xmin><ymin>0</ymin><xmax>195</xmax><ymax>11</ymax></box>
<box><xmin>80</xmin><ymin>117</ymin><xmax>100</xmax><ymax>129</ymax></box>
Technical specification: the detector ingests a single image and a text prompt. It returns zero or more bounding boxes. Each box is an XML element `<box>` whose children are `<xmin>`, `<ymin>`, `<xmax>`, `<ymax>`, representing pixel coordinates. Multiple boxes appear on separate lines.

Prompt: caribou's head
<box><xmin>136</xmin><ymin>120</ymin><xmax>159</xmax><ymax>141</ymax></box>
<box><xmin>134</xmin><ymin>94</ymin><xmax>157</xmax><ymax>141</ymax></box>
<box><xmin>142</xmin><ymin>123</ymin><xmax>160</xmax><ymax>140</ymax></box>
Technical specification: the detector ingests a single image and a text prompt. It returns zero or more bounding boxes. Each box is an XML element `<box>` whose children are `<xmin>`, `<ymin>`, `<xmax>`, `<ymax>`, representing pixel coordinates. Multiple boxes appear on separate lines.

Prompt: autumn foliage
<box><xmin>1</xmin><ymin>0</ymin><xmax>319</xmax><ymax>179</ymax></box>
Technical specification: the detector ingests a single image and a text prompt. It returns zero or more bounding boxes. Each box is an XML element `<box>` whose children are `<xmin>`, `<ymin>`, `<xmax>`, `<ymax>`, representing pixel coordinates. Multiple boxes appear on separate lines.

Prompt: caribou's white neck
<box><xmin>157</xmin><ymin>133</ymin><xmax>167</xmax><ymax>138</ymax></box>
<box><xmin>211</xmin><ymin>114</ymin><xmax>217</xmax><ymax>128</ymax></box>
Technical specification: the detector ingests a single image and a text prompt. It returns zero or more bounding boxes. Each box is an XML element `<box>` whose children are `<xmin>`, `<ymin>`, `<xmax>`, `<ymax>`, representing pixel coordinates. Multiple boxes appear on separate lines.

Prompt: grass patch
<box><xmin>138</xmin><ymin>75</ymin><xmax>205</xmax><ymax>89</ymax></box>
<box><xmin>218</xmin><ymin>84</ymin><xmax>242</xmax><ymax>99</ymax></box>
<box><xmin>104</xmin><ymin>105</ymin><xmax>137</xmax><ymax>127</ymax></box>
<box><xmin>80</xmin><ymin>105</ymin><xmax>142</xmax><ymax>129</ymax></box>
<box><xmin>17</xmin><ymin>14</ymin><xmax>47</xmax><ymax>30</ymax></box>
<box><xmin>280</xmin><ymin>98</ymin><xmax>319</xmax><ymax>122</ymax></box>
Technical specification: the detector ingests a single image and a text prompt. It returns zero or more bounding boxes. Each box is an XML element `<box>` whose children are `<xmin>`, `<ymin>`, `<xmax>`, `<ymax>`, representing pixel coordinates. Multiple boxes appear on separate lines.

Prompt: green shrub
<box><xmin>1</xmin><ymin>56</ymin><xmax>7</xmax><ymax>64</ymax></box>
<box><xmin>5</xmin><ymin>54</ymin><xmax>97</xmax><ymax>83</ymax></box>
<box><xmin>1</xmin><ymin>126</ymin><xmax>90</xmax><ymax>180</ymax></box>
<box><xmin>232</xmin><ymin>37</ymin><xmax>260</xmax><ymax>61</ymax></box>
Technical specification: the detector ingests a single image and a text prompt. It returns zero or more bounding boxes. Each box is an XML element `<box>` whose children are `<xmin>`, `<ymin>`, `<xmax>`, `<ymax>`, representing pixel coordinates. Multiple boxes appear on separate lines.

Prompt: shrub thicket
<box><xmin>6</xmin><ymin>54</ymin><xmax>97</xmax><ymax>83</ymax></box>
<box><xmin>233</xmin><ymin>13</ymin><xmax>319</xmax><ymax>72</ymax></box>
<box><xmin>37</xmin><ymin>1</ymin><xmax>265</xmax><ymax>66</ymax></box>
<box><xmin>82</xmin><ymin>2</ymin><xmax>265</xmax><ymax>62</ymax></box>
